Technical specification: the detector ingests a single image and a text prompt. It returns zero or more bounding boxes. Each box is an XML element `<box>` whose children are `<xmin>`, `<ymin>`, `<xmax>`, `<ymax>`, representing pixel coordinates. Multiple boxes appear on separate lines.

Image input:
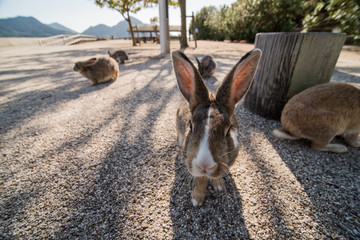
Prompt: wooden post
<box><xmin>187</xmin><ymin>12</ymin><xmax>197</xmax><ymax>48</ymax></box>
<box><xmin>192</xmin><ymin>12</ymin><xmax>197</xmax><ymax>48</ymax></box>
<box><xmin>243</xmin><ymin>32</ymin><xmax>346</xmax><ymax>120</ymax></box>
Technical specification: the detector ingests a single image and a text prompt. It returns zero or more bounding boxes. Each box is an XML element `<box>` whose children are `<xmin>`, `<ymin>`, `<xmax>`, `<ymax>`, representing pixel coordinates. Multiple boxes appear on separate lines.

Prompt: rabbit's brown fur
<box><xmin>73</xmin><ymin>57</ymin><xmax>119</xmax><ymax>85</ymax></box>
<box><xmin>173</xmin><ymin>49</ymin><xmax>262</xmax><ymax>206</ymax></box>
<box><xmin>273</xmin><ymin>83</ymin><xmax>360</xmax><ymax>153</ymax></box>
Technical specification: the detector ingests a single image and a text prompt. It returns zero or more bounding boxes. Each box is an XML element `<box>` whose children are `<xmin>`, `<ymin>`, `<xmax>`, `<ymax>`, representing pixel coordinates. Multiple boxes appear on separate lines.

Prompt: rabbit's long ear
<box><xmin>195</xmin><ymin>57</ymin><xmax>200</xmax><ymax>65</ymax></box>
<box><xmin>216</xmin><ymin>49</ymin><xmax>261</xmax><ymax>113</ymax></box>
<box><xmin>172</xmin><ymin>51</ymin><xmax>210</xmax><ymax>111</ymax></box>
<box><xmin>195</xmin><ymin>57</ymin><xmax>202</xmax><ymax>69</ymax></box>
<box><xmin>84</xmin><ymin>58</ymin><xmax>97</xmax><ymax>67</ymax></box>
<box><xmin>202</xmin><ymin>57</ymin><xmax>210</xmax><ymax>68</ymax></box>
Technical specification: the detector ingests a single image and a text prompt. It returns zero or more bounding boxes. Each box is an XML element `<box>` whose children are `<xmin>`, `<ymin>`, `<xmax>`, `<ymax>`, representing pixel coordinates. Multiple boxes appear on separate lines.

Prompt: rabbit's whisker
<box><xmin>218</xmin><ymin>149</ymin><xmax>237</xmax><ymax>158</ymax></box>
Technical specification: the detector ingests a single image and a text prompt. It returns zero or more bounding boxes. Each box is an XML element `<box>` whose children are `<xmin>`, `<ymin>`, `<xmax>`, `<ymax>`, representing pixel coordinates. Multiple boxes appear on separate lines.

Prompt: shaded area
<box><xmin>248</xmin><ymin>110</ymin><xmax>360</xmax><ymax>239</ymax></box>
<box><xmin>170</xmin><ymin>152</ymin><xmax>250</xmax><ymax>239</ymax></box>
<box><xmin>1</xmin><ymin>49</ymin><xmax>179</xmax><ymax>238</ymax></box>
<box><xmin>0</xmin><ymin>41</ymin><xmax>359</xmax><ymax>239</ymax></box>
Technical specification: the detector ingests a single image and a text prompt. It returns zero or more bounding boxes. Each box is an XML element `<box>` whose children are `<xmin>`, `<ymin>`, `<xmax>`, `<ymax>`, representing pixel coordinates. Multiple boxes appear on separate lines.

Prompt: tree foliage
<box><xmin>191</xmin><ymin>0</ymin><xmax>359</xmax><ymax>44</ymax></box>
<box><xmin>95</xmin><ymin>0</ymin><xmax>143</xmax><ymax>46</ymax></box>
<box><xmin>303</xmin><ymin>0</ymin><xmax>360</xmax><ymax>43</ymax></box>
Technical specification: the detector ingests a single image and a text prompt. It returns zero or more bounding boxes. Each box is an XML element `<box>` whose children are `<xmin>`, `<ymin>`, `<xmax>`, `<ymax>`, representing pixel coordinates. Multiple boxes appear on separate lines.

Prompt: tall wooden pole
<box><xmin>192</xmin><ymin>12</ymin><xmax>197</xmax><ymax>48</ymax></box>
<box><xmin>179</xmin><ymin>0</ymin><xmax>188</xmax><ymax>48</ymax></box>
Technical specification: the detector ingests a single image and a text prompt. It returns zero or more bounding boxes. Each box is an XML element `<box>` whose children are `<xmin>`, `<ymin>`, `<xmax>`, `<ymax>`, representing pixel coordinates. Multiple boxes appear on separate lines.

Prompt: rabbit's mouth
<box><xmin>190</xmin><ymin>162</ymin><xmax>217</xmax><ymax>177</ymax></box>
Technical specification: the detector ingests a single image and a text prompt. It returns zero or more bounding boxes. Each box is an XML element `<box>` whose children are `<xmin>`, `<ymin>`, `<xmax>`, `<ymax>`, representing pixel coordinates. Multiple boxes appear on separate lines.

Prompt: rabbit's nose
<box><xmin>196</xmin><ymin>162</ymin><xmax>217</xmax><ymax>173</ymax></box>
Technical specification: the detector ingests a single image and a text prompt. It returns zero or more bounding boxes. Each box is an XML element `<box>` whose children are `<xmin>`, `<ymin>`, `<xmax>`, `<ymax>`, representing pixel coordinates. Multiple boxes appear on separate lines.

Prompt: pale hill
<box><xmin>48</xmin><ymin>23</ymin><xmax>77</xmax><ymax>35</ymax></box>
<box><xmin>82</xmin><ymin>17</ymin><xmax>143</xmax><ymax>38</ymax></box>
<box><xmin>0</xmin><ymin>16</ymin><xmax>72</xmax><ymax>37</ymax></box>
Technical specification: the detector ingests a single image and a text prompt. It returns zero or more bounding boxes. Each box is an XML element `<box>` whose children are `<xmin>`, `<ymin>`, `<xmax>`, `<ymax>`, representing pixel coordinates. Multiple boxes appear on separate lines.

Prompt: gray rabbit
<box><xmin>108</xmin><ymin>50</ymin><xmax>128</xmax><ymax>64</ymax></box>
<box><xmin>195</xmin><ymin>55</ymin><xmax>216</xmax><ymax>78</ymax></box>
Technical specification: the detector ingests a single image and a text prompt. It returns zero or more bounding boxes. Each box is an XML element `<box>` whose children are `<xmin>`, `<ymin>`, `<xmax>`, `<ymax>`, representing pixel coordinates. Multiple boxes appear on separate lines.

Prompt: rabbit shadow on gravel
<box><xmin>4</xmin><ymin>55</ymin><xmax>179</xmax><ymax>239</ymax></box>
<box><xmin>168</xmin><ymin>49</ymin><xmax>264</xmax><ymax>238</ymax></box>
<box><xmin>170</xmin><ymin>151</ymin><xmax>250</xmax><ymax>239</ymax></box>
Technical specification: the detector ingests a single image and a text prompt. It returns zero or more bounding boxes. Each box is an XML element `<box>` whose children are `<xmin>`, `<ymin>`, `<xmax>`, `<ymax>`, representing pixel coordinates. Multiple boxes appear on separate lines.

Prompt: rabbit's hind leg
<box><xmin>311</xmin><ymin>138</ymin><xmax>348</xmax><ymax>153</ymax></box>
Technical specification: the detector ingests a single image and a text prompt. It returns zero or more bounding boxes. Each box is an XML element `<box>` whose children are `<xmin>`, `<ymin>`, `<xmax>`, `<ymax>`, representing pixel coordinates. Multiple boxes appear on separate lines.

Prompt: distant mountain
<box><xmin>0</xmin><ymin>16</ymin><xmax>73</xmax><ymax>37</ymax></box>
<box><xmin>82</xmin><ymin>24</ymin><xmax>112</xmax><ymax>37</ymax></box>
<box><xmin>82</xmin><ymin>17</ymin><xmax>143</xmax><ymax>38</ymax></box>
<box><xmin>48</xmin><ymin>23</ymin><xmax>77</xmax><ymax>35</ymax></box>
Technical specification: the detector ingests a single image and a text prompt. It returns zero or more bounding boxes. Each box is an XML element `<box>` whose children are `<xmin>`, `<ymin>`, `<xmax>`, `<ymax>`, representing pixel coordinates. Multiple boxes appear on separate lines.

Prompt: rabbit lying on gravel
<box><xmin>108</xmin><ymin>50</ymin><xmax>128</xmax><ymax>64</ymax></box>
<box><xmin>196</xmin><ymin>55</ymin><xmax>216</xmax><ymax>78</ymax></box>
<box><xmin>273</xmin><ymin>83</ymin><xmax>360</xmax><ymax>153</ymax></box>
<box><xmin>173</xmin><ymin>49</ymin><xmax>262</xmax><ymax>206</ymax></box>
<box><xmin>73</xmin><ymin>57</ymin><xmax>119</xmax><ymax>85</ymax></box>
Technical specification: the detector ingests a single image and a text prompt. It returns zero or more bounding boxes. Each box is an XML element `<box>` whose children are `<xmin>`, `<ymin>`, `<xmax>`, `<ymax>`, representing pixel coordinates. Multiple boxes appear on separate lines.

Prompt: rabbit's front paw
<box><xmin>191</xmin><ymin>190</ymin><xmax>205</xmax><ymax>207</ymax></box>
<box><xmin>191</xmin><ymin>176</ymin><xmax>207</xmax><ymax>207</ymax></box>
<box><xmin>211</xmin><ymin>178</ymin><xmax>224</xmax><ymax>191</ymax></box>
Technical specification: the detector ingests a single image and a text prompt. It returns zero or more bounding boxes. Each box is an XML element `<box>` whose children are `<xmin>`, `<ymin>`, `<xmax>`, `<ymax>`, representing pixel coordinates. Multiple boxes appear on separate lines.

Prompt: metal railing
<box><xmin>38</xmin><ymin>34</ymin><xmax>97</xmax><ymax>46</ymax></box>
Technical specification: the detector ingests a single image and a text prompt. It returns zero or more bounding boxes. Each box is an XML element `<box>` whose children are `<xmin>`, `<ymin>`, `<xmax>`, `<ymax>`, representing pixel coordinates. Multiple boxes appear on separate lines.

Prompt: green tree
<box><xmin>303</xmin><ymin>0</ymin><xmax>360</xmax><ymax>43</ymax></box>
<box><xmin>237</xmin><ymin>0</ymin><xmax>305</xmax><ymax>42</ymax></box>
<box><xmin>190</xmin><ymin>6</ymin><xmax>218</xmax><ymax>40</ymax></box>
<box><xmin>95</xmin><ymin>0</ymin><xmax>142</xmax><ymax>46</ymax></box>
<box><xmin>193</xmin><ymin>0</ymin><xmax>305</xmax><ymax>43</ymax></box>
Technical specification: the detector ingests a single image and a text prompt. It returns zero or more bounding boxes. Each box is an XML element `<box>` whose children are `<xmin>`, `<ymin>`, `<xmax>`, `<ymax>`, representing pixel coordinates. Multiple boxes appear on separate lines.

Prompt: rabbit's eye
<box><xmin>189</xmin><ymin>120</ymin><xmax>193</xmax><ymax>132</ymax></box>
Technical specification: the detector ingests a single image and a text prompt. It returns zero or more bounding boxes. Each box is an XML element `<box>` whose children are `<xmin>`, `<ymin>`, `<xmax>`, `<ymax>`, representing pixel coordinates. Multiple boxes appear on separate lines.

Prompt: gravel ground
<box><xmin>0</xmin><ymin>39</ymin><xmax>359</xmax><ymax>239</ymax></box>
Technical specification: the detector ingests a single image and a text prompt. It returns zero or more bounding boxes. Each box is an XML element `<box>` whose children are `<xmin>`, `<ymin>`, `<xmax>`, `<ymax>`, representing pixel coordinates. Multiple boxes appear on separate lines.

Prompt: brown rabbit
<box><xmin>73</xmin><ymin>57</ymin><xmax>119</xmax><ymax>85</ymax></box>
<box><xmin>173</xmin><ymin>49</ymin><xmax>262</xmax><ymax>206</ymax></box>
<box><xmin>273</xmin><ymin>83</ymin><xmax>360</xmax><ymax>153</ymax></box>
<box><xmin>108</xmin><ymin>50</ymin><xmax>128</xmax><ymax>64</ymax></box>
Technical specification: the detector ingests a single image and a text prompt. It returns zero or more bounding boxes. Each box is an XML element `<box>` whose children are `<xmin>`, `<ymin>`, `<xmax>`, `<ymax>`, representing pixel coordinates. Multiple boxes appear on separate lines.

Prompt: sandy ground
<box><xmin>0</xmin><ymin>39</ymin><xmax>359</xmax><ymax>239</ymax></box>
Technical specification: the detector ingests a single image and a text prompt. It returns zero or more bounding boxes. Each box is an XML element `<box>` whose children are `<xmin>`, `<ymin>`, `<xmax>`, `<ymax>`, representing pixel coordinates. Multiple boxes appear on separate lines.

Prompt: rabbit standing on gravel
<box><xmin>73</xmin><ymin>57</ymin><xmax>119</xmax><ymax>85</ymax></box>
<box><xmin>273</xmin><ymin>83</ymin><xmax>360</xmax><ymax>153</ymax></box>
<box><xmin>196</xmin><ymin>55</ymin><xmax>216</xmax><ymax>78</ymax></box>
<box><xmin>173</xmin><ymin>49</ymin><xmax>262</xmax><ymax>206</ymax></box>
<box><xmin>108</xmin><ymin>50</ymin><xmax>128</xmax><ymax>64</ymax></box>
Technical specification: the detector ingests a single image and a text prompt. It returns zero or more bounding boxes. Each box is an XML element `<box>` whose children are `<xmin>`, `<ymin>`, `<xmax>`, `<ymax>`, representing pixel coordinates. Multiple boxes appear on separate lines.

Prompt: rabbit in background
<box><xmin>73</xmin><ymin>57</ymin><xmax>119</xmax><ymax>85</ymax></box>
<box><xmin>173</xmin><ymin>49</ymin><xmax>262</xmax><ymax>206</ymax></box>
<box><xmin>108</xmin><ymin>50</ymin><xmax>128</xmax><ymax>64</ymax></box>
<box><xmin>273</xmin><ymin>83</ymin><xmax>360</xmax><ymax>153</ymax></box>
<box><xmin>196</xmin><ymin>55</ymin><xmax>216</xmax><ymax>78</ymax></box>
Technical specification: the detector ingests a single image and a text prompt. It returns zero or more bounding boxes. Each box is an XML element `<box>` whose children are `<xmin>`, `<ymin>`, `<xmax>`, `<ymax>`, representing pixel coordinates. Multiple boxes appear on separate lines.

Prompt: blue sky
<box><xmin>0</xmin><ymin>0</ymin><xmax>233</xmax><ymax>33</ymax></box>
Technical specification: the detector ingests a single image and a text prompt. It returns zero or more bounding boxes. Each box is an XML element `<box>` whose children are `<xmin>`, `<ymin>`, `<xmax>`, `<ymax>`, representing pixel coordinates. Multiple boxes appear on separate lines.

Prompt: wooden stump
<box><xmin>243</xmin><ymin>32</ymin><xmax>346</xmax><ymax>120</ymax></box>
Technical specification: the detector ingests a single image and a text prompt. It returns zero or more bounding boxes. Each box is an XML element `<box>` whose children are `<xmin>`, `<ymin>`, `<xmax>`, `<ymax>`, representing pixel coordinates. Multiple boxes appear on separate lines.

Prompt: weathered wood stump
<box><xmin>244</xmin><ymin>32</ymin><xmax>346</xmax><ymax>120</ymax></box>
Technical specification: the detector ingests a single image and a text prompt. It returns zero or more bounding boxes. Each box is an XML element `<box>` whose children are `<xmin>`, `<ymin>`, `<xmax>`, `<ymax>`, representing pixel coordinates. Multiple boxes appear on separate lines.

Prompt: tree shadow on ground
<box><xmin>332</xmin><ymin>69</ymin><xmax>360</xmax><ymax>84</ymax></box>
<box><xmin>1</xmin><ymin>49</ymin><xmax>178</xmax><ymax>238</ymax></box>
<box><xmin>51</xmin><ymin>56</ymin><xmax>179</xmax><ymax>239</ymax></box>
<box><xmin>0</xmin><ymin>48</ymin><xmax>165</xmax><ymax>135</ymax></box>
